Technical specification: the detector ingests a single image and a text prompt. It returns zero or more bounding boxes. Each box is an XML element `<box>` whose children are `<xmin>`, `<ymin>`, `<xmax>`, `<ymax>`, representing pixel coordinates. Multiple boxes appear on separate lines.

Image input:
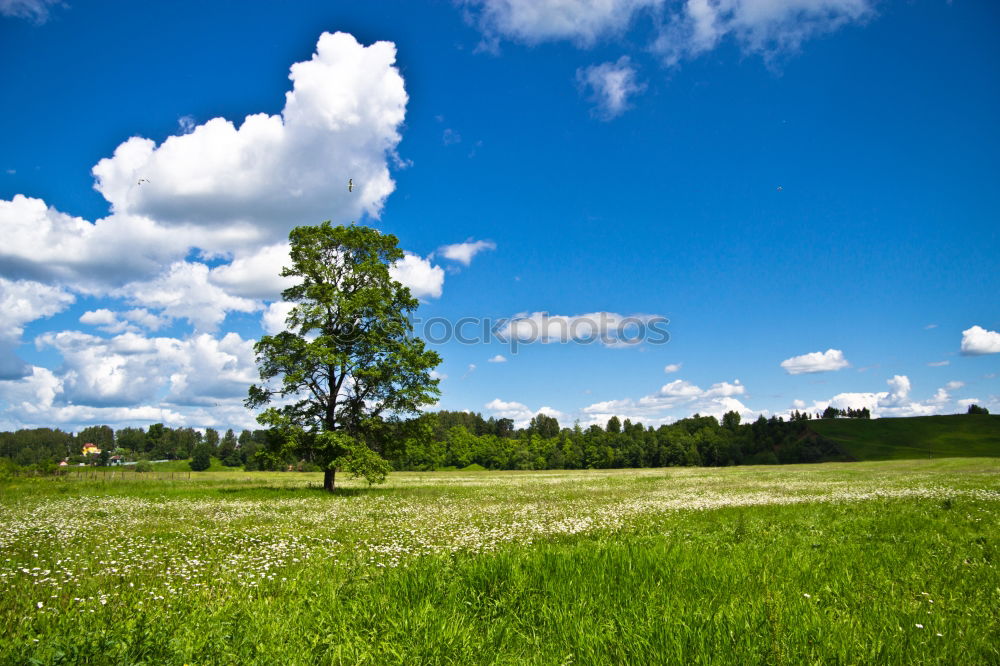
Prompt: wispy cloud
<box><xmin>576</xmin><ymin>57</ymin><xmax>645</xmax><ymax>120</ymax></box>
<box><xmin>0</xmin><ymin>0</ymin><xmax>63</xmax><ymax>24</ymax></box>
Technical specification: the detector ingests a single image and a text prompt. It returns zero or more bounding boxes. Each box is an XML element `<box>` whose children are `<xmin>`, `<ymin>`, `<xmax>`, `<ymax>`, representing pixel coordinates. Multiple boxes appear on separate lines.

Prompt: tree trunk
<box><xmin>323</xmin><ymin>467</ymin><xmax>336</xmax><ymax>492</ymax></box>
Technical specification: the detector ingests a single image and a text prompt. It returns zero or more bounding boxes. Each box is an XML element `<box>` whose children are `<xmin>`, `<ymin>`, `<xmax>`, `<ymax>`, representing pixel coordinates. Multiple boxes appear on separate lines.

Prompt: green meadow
<box><xmin>2</xmin><ymin>459</ymin><xmax>998</xmax><ymax>664</ymax></box>
<box><xmin>810</xmin><ymin>414</ymin><xmax>1000</xmax><ymax>460</ymax></box>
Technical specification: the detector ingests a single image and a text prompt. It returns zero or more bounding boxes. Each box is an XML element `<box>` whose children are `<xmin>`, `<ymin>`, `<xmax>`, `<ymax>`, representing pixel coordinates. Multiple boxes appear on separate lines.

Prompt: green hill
<box><xmin>808</xmin><ymin>414</ymin><xmax>1000</xmax><ymax>461</ymax></box>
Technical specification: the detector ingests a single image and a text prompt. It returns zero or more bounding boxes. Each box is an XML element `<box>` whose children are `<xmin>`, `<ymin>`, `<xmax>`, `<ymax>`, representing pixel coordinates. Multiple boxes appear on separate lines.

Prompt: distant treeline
<box><xmin>3</xmin><ymin>404</ymin><xmax>990</xmax><ymax>474</ymax></box>
<box><xmin>0</xmin><ymin>425</ymin><xmax>274</xmax><ymax>472</ymax></box>
<box><xmin>371</xmin><ymin>410</ymin><xmax>846</xmax><ymax>471</ymax></box>
<box><xmin>0</xmin><ymin>411</ymin><xmax>845</xmax><ymax>473</ymax></box>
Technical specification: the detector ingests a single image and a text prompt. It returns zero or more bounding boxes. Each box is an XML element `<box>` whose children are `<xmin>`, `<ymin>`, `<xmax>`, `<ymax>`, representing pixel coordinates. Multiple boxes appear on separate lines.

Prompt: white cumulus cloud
<box><xmin>15</xmin><ymin>330</ymin><xmax>258</xmax><ymax>418</ymax></box>
<box><xmin>780</xmin><ymin>348</ymin><xmax>849</xmax><ymax>375</ymax></box>
<box><xmin>0</xmin><ymin>33</ymin><xmax>421</xmax><ymax>290</ymax></box>
<box><xmin>209</xmin><ymin>243</ymin><xmax>297</xmax><ymax>301</ymax></box>
<box><xmin>961</xmin><ymin>325</ymin><xmax>1000</xmax><ymax>356</ymax></box>
<box><xmin>484</xmin><ymin>398</ymin><xmax>568</xmax><ymax>428</ymax></box>
<box><xmin>0</xmin><ymin>277</ymin><xmax>75</xmax><ymax>341</ymax></box>
<box><xmin>261</xmin><ymin>301</ymin><xmax>296</xmax><ymax>336</ymax></box>
<box><xmin>92</xmin><ymin>32</ymin><xmax>406</xmax><ymax>242</ymax></box>
<box><xmin>116</xmin><ymin>262</ymin><xmax>260</xmax><ymax>332</ymax></box>
<box><xmin>438</xmin><ymin>240</ymin><xmax>496</xmax><ymax>266</ymax></box>
<box><xmin>582</xmin><ymin>376</ymin><xmax>752</xmax><ymax>425</ymax></box>
<box><xmin>389</xmin><ymin>253</ymin><xmax>445</xmax><ymax>300</ymax></box>
<box><xmin>0</xmin><ymin>31</ymin><xmax>471</xmax><ymax>431</ymax></box>
<box><xmin>802</xmin><ymin>375</ymin><xmax>965</xmax><ymax>419</ymax></box>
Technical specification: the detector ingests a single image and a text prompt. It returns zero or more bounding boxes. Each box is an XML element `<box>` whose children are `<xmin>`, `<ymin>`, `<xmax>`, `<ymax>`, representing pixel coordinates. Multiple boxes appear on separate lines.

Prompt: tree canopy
<box><xmin>246</xmin><ymin>222</ymin><xmax>441</xmax><ymax>490</ymax></box>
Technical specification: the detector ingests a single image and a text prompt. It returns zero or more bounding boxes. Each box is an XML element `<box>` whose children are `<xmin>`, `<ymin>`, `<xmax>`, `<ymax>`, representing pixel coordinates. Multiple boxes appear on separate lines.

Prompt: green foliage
<box><xmin>189</xmin><ymin>444</ymin><xmax>212</xmax><ymax>472</ymax></box>
<box><xmin>0</xmin><ymin>428</ymin><xmax>76</xmax><ymax>467</ymax></box>
<box><xmin>219</xmin><ymin>428</ymin><xmax>237</xmax><ymax>461</ymax></box>
<box><xmin>330</xmin><ymin>433</ymin><xmax>392</xmax><ymax>485</ymax></box>
<box><xmin>967</xmin><ymin>403</ymin><xmax>990</xmax><ymax>415</ymax></box>
<box><xmin>134</xmin><ymin>460</ymin><xmax>153</xmax><ymax>473</ymax></box>
<box><xmin>527</xmin><ymin>413</ymin><xmax>560</xmax><ymax>439</ymax></box>
<box><xmin>821</xmin><ymin>406</ymin><xmax>871</xmax><ymax>419</ymax></box>
<box><xmin>115</xmin><ymin>426</ymin><xmax>146</xmax><ymax>453</ymax></box>
<box><xmin>77</xmin><ymin>425</ymin><xmax>114</xmax><ymax>451</ymax></box>
<box><xmin>246</xmin><ymin>222</ymin><xmax>441</xmax><ymax>490</ymax></box>
<box><xmin>606</xmin><ymin>415</ymin><xmax>622</xmax><ymax>434</ymax></box>
<box><xmin>0</xmin><ymin>457</ymin><xmax>16</xmax><ymax>481</ymax></box>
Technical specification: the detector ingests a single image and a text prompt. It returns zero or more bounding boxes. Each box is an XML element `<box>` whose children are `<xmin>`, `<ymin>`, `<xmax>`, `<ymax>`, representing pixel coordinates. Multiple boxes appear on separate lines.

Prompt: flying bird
<box><xmin>137</xmin><ymin>178</ymin><xmax>149</xmax><ymax>186</ymax></box>
<box><xmin>348</xmin><ymin>178</ymin><xmax>353</xmax><ymax>192</ymax></box>
<box><xmin>776</xmin><ymin>186</ymin><xmax>783</xmax><ymax>192</ymax></box>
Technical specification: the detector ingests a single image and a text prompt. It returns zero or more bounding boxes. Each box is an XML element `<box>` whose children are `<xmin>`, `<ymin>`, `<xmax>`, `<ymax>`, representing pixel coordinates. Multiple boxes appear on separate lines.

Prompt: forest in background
<box><xmin>0</xmin><ymin>408</ymin><xmax>877</xmax><ymax>474</ymax></box>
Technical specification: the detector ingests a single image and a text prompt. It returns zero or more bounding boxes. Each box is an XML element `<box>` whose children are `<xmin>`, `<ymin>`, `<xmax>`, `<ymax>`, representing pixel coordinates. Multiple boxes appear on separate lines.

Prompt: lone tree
<box><xmin>246</xmin><ymin>222</ymin><xmax>441</xmax><ymax>491</ymax></box>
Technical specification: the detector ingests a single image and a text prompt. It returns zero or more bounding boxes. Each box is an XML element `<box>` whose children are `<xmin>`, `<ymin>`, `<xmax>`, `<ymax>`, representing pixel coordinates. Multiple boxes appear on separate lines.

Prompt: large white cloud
<box><xmin>92</xmin><ymin>32</ymin><xmax>406</xmax><ymax>241</ymax></box>
<box><xmin>0</xmin><ymin>31</ymin><xmax>468</xmax><ymax>431</ymax></box>
<box><xmin>0</xmin><ymin>32</ymin><xmax>424</xmax><ymax>299</ymax></box>
<box><xmin>0</xmin><ymin>195</ymin><xmax>188</xmax><ymax>288</ymax></box>
<box><xmin>0</xmin><ymin>278</ymin><xmax>75</xmax><ymax>380</ymax></box>
<box><xmin>0</xmin><ymin>362</ymin><xmax>221</xmax><ymax>431</ymax></box>
<box><xmin>960</xmin><ymin>325</ymin><xmax>1000</xmax><ymax>356</ymax></box>
<box><xmin>0</xmin><ymin>330</ymin><xmax>260</xmax><ymax>429</ymax></box>
<box><xmin>780</xmin><ymin>348</ymin><xmax>849</xmax><ymax>374</ymax></box>
<box><xmin>208</xmin><ymin>243</ymin><xmax>297</xmax><ymax>301</ymax></box>
<box><xmin>0</xmin><ymin>277</ymin><xmax>75</xmax><ymax>341</ymax></box>
<box><xmin>116</xmin><ymin>262</ymin><xmax>260</xmax><ymax>332</ymax></box>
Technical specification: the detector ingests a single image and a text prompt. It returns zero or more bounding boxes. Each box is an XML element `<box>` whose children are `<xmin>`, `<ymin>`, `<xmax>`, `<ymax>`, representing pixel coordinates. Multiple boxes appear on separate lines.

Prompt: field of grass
<box><xmin>811</xmin><ymin>414</ymin><xmax>1000</xmax><ymax>460</ymax></box>
<box><xmin>2</xmin><ymin>459</ymin><xmax>998</xmax><ymax>664</ymax></box>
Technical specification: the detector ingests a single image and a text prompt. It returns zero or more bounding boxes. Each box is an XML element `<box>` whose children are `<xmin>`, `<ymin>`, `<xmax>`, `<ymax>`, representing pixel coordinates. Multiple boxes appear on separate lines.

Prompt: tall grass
<box><xmin>1</xmin><ymin>459</ymin><xmax>997</xmax><ymax>664</ymax></box>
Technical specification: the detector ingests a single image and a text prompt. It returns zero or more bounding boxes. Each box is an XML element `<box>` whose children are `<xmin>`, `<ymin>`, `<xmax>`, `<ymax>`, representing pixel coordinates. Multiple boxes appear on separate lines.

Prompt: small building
<box><xmin>82</xmin><ymin>443</ymin><xmax>101</xmax><ymax>456</ymax></box>
<box><xmin>109</xmin><ymin>455</ymin><xmax>124</xmax><ymax>466</ymax></box>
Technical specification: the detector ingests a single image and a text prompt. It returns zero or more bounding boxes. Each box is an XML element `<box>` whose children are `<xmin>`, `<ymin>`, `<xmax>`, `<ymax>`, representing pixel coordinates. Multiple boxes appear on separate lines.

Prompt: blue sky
<box><xmin>1</xmin><ymin>0</ymin><xmax>998</xmax><ymax>432</ymax></box>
